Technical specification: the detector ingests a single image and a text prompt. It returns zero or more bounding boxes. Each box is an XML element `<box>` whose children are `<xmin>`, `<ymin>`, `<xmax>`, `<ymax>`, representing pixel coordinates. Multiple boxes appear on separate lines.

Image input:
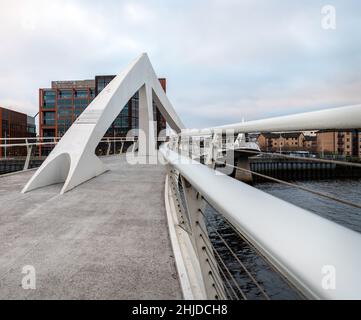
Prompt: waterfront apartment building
<box><xmin>303</xmin><ymin>135</ymin><xmax>317</xmax><ymax>152</ymax></box>
<box><xmin>39</xmin><ymin>75</ymin><xmax>167</xmax><ymax>145</ymax></box>
<box><xmin>0</xmin><ymin>107</ymin><xmax>36</xmax><ymax>158</ymax></box>
<box><xmin>257</xmin><ymin>132</ymin><xmax>305</xmax><ymax>152</ymax></box>
<box><xmin>316</xmin><ymin>130</ymin><xmax>361</xmax><ymax>158</ymax></box>
<box><xmin>257</xmin><ymin>131</ymin><xmax>361</xmax><ymax>158</ymax></box>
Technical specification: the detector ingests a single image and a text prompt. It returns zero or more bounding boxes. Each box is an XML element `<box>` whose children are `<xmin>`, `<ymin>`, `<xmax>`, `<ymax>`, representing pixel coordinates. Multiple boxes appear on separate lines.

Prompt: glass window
<box><xmin>97</xmin><ymin>79</ymin><xmax>106</xmax><ymax>92</ymax></box>
<box><xmin>57</xmin><ymin>99</ymin><xmax>72</xmax><ymax>107</ymax></box>
<box><xmin>27</xmin><ymin>125</ymin><xmax>36</xmax><ymax>134</ymax></box>
<box><xmin>59</xmin><ymin>90</ymin><xmax>73</xmax><ymax>99</ymax></box>
<box><xmin>120</xmin><ymin>108</ymin><xmax>128</xmax><ymax>117</ymax></box>
<box><xmin>57</xmin><ymin>106</ymin><xmax>73</xmax><ymax>120</ymax></box>
<box><xmin>75</xmin><ymin>90</ymin><xmax>88</xmax><ymax>98</ymax></box>
<box><xmin>57</xmin><ymin>128</ymin><xmax>65</xmax><ymax>137</ymax></box>
<box><xmin>43</xmin><ymin>129</ymin><xmax>55</xmax><ymax>137</ymax></box>
<box><xmin>43</xmin><ymin>112</ymin><xmax>55</xmax><ymax>126</ymax></box>
<box><xmin>74</xmin><ymin>108</ymin><xmax>84</xmax><ymax>118</ymax></box>
<box><xmin>43</xmin><ymin>90</ymin><xmax>56</xmax><ymax>108</ymax></box>
<box><xmin>74</xmin><ymin>98</ymin><xmax>88</xmax><ymax>108</ymax></box>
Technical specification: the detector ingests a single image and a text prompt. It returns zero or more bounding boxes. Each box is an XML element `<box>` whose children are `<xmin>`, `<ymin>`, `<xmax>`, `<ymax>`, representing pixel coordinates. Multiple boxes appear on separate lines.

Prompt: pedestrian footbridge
<box><xmin>1</xmin><ymin>54</ymin><xmax>361</xmax><ymax>300</ymax></box>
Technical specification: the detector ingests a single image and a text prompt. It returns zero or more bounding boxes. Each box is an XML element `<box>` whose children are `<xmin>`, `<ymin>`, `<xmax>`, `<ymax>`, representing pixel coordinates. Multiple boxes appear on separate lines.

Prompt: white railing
<box><xmin>0</xmin><ymin>136</ymin><xmax>141</xmax><ymax>148</ymax></box>
<box><xmin>0</xmin><ymin>136</ymin><xmax>168</xmax><ymax>172</ymax></box>
<box><xmin>161</xmin><ymin>144</ymin><xmax>361</xmax><ymax>300</ymax></box>
<box><xmin>0</xmin><ymin>136</ymin><xmax>153</xmax><ymax>171</ymax></box>
<box><xmin>161</xmin><ymin>104</ymin><xmax>361</xmax><ymax>300</ymax></box>
<box><xmin>181</xmin><ymin>104</ymin><xmax>361</xmax><ymax>136</ymax></box>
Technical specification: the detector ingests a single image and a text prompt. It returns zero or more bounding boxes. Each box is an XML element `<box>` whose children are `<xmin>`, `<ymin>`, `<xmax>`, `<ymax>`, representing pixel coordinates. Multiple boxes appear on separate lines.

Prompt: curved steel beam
<box><xmin>22</xmin><ymin>53</ymin><xmax>184</xmax><ymax>194</ymax></box>
<box><xmin>182</xmin><ymin>104</ymin><xmax>361</xmax><ymax>136</ymax></box>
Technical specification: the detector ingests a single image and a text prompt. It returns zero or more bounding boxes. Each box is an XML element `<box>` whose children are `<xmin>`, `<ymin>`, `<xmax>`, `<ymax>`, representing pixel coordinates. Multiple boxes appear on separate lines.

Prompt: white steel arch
<box><xmin>22</xmin><ymin>53</ymin><xmax>184</xmax><ymax>194</ymax></box>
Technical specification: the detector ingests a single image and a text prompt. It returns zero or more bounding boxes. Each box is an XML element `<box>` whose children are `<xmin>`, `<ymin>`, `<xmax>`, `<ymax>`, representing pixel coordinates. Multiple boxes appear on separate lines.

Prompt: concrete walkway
<box><xmin>0</xmin><ymin>155</ymin><xmax>182</xmax><ymax>299</ymax></box>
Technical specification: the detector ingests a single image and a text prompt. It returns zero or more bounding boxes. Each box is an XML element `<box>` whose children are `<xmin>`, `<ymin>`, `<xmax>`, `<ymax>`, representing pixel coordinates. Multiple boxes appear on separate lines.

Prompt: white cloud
<box><xmin>0</xmin><ymin>0</ymin><xmax>360</xmax><ymax>128</ymax></box>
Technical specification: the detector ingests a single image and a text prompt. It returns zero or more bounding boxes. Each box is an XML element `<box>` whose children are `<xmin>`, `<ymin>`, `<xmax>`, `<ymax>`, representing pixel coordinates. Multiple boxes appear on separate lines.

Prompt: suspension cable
<box><xmin>198</xmin><ymin>225</ymin><xmax>247</xmax><ymax>299</ymax></box>
<box><xmin>196</xmin><ymin>221</ymin><xmax>239</xmax><ymax>300</ymax></box>
<box><xmin>216</xmin><ymin>161</ymin><xmax>361</xmax><ymax>210</ymax></box>
<box><xmin>203</xmin><ymin>252</ymin><xmax>231</xmax><ymax>300</ymax></box>
<box><xmin>200</xmin><ymin>197</ymin><xmax>306</xmax><ymax>299</ymax></box>
<box><xmin>208</xmin><ymin>269</ymin><xmax>228</xmax><ymax>300</ymax></box>
<box><xmin>202</xmin><ymin>240</ymin><xmax>240</xmax><ymax>300</ymax></box>
<box><xmin>199</xmin><ymin>210</ymin><xmax>271</xmax><ymax>300</ymax></box>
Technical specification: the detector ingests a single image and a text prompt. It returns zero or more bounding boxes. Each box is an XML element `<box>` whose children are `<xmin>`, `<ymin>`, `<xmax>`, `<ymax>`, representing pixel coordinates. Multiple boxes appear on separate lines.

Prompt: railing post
<box><xmin>190</xmin><ymin>137</ymin><xmax>199</xmax><ymax>160</ymax></box>
<box><xmin>119</xmin><ymin>141</ymin><xmax>124</xmax><ymax>155</ymax></box>
<box><xmin>205</xmin><ymin>132</ymin><xmax>222</xmax><ymax>168</ymax></box>
<box><xmin>23</xmin><ymin>139</ymin><xmax>32</xmax><ymax>171</ymax></box>
<box><xmin>170</xmin><ymin>135</ymin><xmax>179</xmax><ymax>152</ymax></box>
<box><xmin>132</xmin><ymin>140</ymin><xmax>138</xmax><ymax>153</ymax></box>
<box><xmin>168</xmin><ymin>170</ymin><xmax>192</xmax><ymax>233</ymax></box>
<box><xmin>189</xmin><ymin>137</ymin><xmax>194</xmax><ymax>159</ymax></box>
<box><xmin>177</xmin><ymin>174</ymin><xmax>226</xmax><ymax>300</ymax></box>
<box><xmin>106</xmin><ymin>138</ymin><xmax>111</xmax><ymax>156</ymax></box>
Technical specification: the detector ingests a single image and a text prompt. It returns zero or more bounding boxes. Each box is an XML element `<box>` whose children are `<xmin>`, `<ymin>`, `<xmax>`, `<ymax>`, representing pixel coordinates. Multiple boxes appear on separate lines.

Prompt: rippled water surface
<box><xmin>256</xmin><ymin>179</ymin><xmax>361</xmax><ymax>233</ymax></box>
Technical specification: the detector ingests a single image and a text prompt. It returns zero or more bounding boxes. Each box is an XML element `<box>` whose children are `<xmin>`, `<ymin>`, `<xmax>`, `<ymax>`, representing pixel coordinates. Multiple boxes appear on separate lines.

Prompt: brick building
<box><xmin>316</xmin><ymin>130</ymin><xmax>361</xmax><ymax>158</ymax></box>
<box><xmin>303</xmin><ymin>135</ymin><xmax>317</xmax><ymax>152</ymax></box>
<box><xmin>257</xmin><ymin>130</ymin><xmax>361</xmax><ymax>158</ymax></box>
<box><xmin>39</xmin><ymin>75</ymin><xmax>167</xmax><ymax>151</ymax></box>
<box><xmin>257</xmin><ymin>132</ymin><xmax>305</xmax><ymax>152</ymax></box>
<box><xmin>0</xmin><ymin>107</ymin><xmax>36</xmax><ymax>157</ymax></box>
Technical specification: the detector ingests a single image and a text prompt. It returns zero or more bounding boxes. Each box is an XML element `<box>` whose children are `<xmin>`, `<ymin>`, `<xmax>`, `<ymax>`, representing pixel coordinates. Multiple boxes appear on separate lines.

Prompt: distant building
<box><xmin>302</xmin><ymin>131</ymin><xmax>318</xmax><ymax>137</ymax></box>
<box><xmin>40</xmin><ymin>79</ymin><xmax>96</xmax><ymax>140</ymax></box>
<box><xmin>39</xmin><ymin>75</ymin><xmax>167</xmax><ymax>153</ymax></box>
<box><xmin>94</xmin><ymin>75</ymin><xmax>166</xmax><ymax>139</ymax></box>
<box><xmin>0</xmin><ymin>106</ymin><xmax>36</xmax><ymax>157</ymax></box>
<box><xmin>316</xmin><ymin>130</ymin><xmax>361</xmax><ymax>158</ymax></box>
<box><xmin>257</xmin><ymin>130</ymin><xmax>361</xmax><ymax>158</ymax></box>
<box><xmin>303</xmin><ymin>135</ymin><xmax>317</xmax><ymax>152</ymax></box>
<box><xmin>27</xmin><ymin>115</ymin><xmax>36</xmax><ymax>137</ymax></box>
<box><xmin>257</xmin><ymin>132</ymin><xmax>305</xmax><ymax>152</ymax></box>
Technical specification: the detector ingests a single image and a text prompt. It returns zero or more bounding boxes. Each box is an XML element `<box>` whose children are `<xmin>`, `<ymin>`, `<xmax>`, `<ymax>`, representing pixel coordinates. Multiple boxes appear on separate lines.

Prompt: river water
<box><xmin>205</xmin><ymin>178</ymin><xmax>361</xmax><ymax>300</ymax></box>
<box><xmin>256</xmin><ymin>179</ymin><xmax>361</xmax><ymax>233</ymax></box>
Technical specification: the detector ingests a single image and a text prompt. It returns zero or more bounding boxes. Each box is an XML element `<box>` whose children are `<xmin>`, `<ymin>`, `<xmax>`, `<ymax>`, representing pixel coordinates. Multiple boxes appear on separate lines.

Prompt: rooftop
<box><xmin>260</xmin><ymin>132</ymin><xmax>304</xmax><ymax>139</ymax></box>
<box><xmin>51</xmin><ymin>80</ymin><xmax>95</xmax><ymax>89</ymax></box>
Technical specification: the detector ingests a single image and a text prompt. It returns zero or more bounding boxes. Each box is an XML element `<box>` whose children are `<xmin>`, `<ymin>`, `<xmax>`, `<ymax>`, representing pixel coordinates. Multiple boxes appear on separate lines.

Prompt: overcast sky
<box><xmin>0</xmin><ymin>0</ymin><xmax>360</xmax><ymax>128</ymax></box>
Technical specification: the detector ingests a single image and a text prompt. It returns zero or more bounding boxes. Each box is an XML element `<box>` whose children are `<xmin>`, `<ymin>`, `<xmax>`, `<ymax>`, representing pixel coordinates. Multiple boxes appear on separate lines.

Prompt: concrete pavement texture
<box><xmin>0</xmin><ymin>155</ymin><xmax>182</xmax><ymax>299</ymax></box>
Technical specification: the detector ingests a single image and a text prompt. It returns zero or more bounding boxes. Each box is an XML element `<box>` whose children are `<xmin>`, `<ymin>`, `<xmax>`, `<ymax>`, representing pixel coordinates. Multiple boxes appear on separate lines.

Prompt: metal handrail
<box><xmin>0</xmin><ymin>136</ymin><xmax>167</xmax><ymax>148</ymax></box>
<box><xmin>181</xmin><ymin>104</ymin><xmax>361</xmax><ymax>136</ymax></box>
<box><xmin>160</xmin><ymin>143</ymin><xmax>361</xmax><ymax>300</ymax></box>
<box><xmin>0</xmin><ymin>137</ymin><xmax>59</xmax><ymax>141</ymax></box>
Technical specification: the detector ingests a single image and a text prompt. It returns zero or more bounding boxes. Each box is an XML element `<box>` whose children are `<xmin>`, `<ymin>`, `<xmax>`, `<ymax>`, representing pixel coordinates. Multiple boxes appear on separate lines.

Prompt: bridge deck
<box><xmin>0</xmin><ymin>155</ymin><xmax>182</xmax><ymax>299</ymax></box>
